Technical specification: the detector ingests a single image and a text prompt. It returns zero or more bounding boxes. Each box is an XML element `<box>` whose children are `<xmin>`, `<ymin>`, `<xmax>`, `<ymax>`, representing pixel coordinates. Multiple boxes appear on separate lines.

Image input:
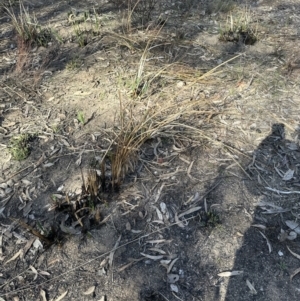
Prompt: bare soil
<box><xmin>1</xmin><ymin>0</ymin><xmax>300</xmax><ymax>300</ymax></box>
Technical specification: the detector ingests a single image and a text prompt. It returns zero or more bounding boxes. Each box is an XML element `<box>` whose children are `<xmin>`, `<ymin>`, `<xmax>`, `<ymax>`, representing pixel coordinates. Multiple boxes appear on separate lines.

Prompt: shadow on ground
<box><xmin>224</xmin><ymin>123</ymin><xmax>300</xmax><ymax>301</ymax></box>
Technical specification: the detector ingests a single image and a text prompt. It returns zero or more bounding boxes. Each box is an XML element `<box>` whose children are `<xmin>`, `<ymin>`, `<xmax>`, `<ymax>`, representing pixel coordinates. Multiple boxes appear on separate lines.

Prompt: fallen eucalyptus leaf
<box><xmin>290</xmin><ymin>267</ymin><xmax>300</xmax><ymax>280</ymax></box>
<box><xmin>167</xmin><ymin>258</ymin><xmax>178</xmax><ymax>274</ymax></box>
<box><xmin>282</xmin><ymin>169</ymin><xmax>294</xmax><ymax>181</ymax></box>
<box><xmin>287</xmin><ymin>231</ymin><xmax>297</xmax><ymax>240</ymax></box>
<box><xmin>40</xmin><ymin>289</ymin><xmax>47</xmax><ymax>301</ymax></box>
<box><xmin>287</xmin><ymin>246</ymin><xmax>300</xmax><ymax>260</ymax></box>
<box><xmin>54</xmin><ymin>290</ymin><xmax>68</xmax><ymax>301</ymax></box>
<box><xmin>175</xmin><ymin>213</ymin><xmax>185</xmax><ymax>228</ymax></box>
<box><xmin>141</xmin><ymin>253</ymin><xmax>163</xmax><ymax>261</ymax></box>
<box><xmin>83</xmin><ymin>286</ymin><xmax>95</xmax><ymax>295</ymax></box>
<box><xmin>170</xmin><ymin>284</ymin><xmax>178</xmax><ymax>293</ymax></box>
<box><xmin>246</xmin><ymin>279</ymin><xmax>257</xmax><ymax>295</ymax></box>
<box><xmin>178</xmin><ymin>206</ymin><xmax>202</xmax><ymax>218</ymax></box>
<box><xmin>5</xmin><ymin>249</ymin><xmax>23</xmax><ymax>265</ymax></box>
<box><xmin>218</xmin><ymin>271</ymin><xmax>244</xmax><ymax>277</ymax></box>
<box><xmin>285</xmin><ymin>220</ymin><xmax>300</xmax><ymax>234</ymax></box>
<box><xmin>259</xmin><ymin>231</ymin><xmax>272</xmax><ymax>253</ymax></box>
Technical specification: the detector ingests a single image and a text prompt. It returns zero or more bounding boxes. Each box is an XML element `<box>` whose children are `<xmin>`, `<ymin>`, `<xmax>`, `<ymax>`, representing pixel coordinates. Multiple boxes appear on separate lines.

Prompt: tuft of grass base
<box><xmin>219</xmin><ymin>8</ymin><xmax>258</xmax><ymax>45</ymax></box>
<box><xmin>8</xmin><ymin>133</ymin><xmax>36</xmax><ymax>161</ymax></box>
<box><xmin>5</xmin><ymin>1</ymin><xmax>52</xmax><ymax>47</ymax></box>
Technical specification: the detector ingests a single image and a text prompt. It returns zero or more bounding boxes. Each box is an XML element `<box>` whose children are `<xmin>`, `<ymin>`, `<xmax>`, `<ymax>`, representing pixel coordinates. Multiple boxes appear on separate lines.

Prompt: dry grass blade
<box><xmin>259</xmin><ymin>231</ymin><xmax>272</xmax><ymax>253</ymax></box>
<box><xmin>287</xmin><ymin>246</ymin><xmax>300</xmax><ymax>260</ymax></box>
<box><xmin>290</xmin><ymin>267</ymin><xmax>300</xmax><ymax>281</ymax></box>
<box><xmin>108</xmin><ymin>95</ymin><xmax>201</xmax><ymax>189</ymax></box>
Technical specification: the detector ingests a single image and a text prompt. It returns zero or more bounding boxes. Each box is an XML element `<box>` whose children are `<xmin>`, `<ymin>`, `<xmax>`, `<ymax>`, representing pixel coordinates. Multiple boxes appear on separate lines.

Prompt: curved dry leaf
<box><xmin>39</xmin><ymin>270</ymin><xmax>51</xmax><ymax>276</ymax></box>
<box><xmin>131</xmin><ymin>229</ymin><xmax>142</xmax><ymax>233</ymax></box>
<box><xmin>187</xmin><ymin>160</ymin><xmax>194</xmax><ymax>178</ymax></box>
<box><xmin>30</xmin><ymin>265</ymin><xmax>38</xmax><ymax>280</ymax></box>
<box><xmin>246</xmin><ymin>279</ymin><xmax>257</xmax><ymax>295</ymax></box>
<box><xmin>153</xmin><ymin>206</ymin><xmax>163</xmax><ymax>220</ymax></box>
<box><xmin>160</xmin><ymin>259</ymin><xmax>171</xmax><ymax>265</ymax></box>
<box><xmin>287</xmin><ymin>246</ymin><xmax>300</xmax><ymax>260</ymax></box>
<box><xmin>251</xmin><ymin>224</ymin><xmax>266</xmax><ymax>230</ymax></box>
<box><xmin>5</xmin><ymin>249</ymin><xmax>23</xmax><ymax>265</ymax></box>
<box><xmin>126</xmin><ymin>222</ymin><xmax>131</xmax><ymax>231</ymax></box>
<box><xmin>285</xmin><ymin>220</ymin><xmax>300</xmax><ymax>234</ymax></box>
<box><xmin>259</xmin><ymin>231</ymin><xmax>272</xmax><ymax>253</ymax></box>
<box><xmin>83</xmin><ymin>286</ymin><xmax>95</xmax><ymax>295</ymax></box>
<box><xmin>282</xmin><ymin>169</ymin><xmax>294</xmax><ymax>181</ymax></box>
<box><xmin>118</xmin><ymin>257</ymin><xmax>143</xmax><ymax>272</ymax></box>
<box><xmin>40</xmin><ymin>289</ymin><xmax>47</xmax><ymax>301</ymax></box>
<box><xmin>175</xmin><ymin>213</ymin><xmax>185</xmax><ymax>228</ymax></box>
<box><xmin>167</xmin><ymin>258</ymin><xmax>178</xmax><ymax>274</ymax></box>
<box><xmin>54</xmin><ymin>290</ymin><xmax>68</xmax><ymax>301</ymax></box>
<box><xmin>152</xmin><ymin>220</ymin><xmax>164</xmax><ymax>224</ymax></box>
<box><xmin>109</xmin><ymin>235</ymin><xmax>121</xmax><ymax>267</ymax></box>
<box><xmin>170</xmin><ymin>284</ymin><xmax>178</xmax><ymax>293</ymax></box>
<box><xmin>148</xmin><ymin>248</ymin><xmax>166</xmax><ymax>255</ymax></box>
<box><xmin>287</xmin><ymin>231</ymin><xmax>297</xmax><ymax>240</ymax></box>
<box><xmin>154</xmin><ymin>183</ymin><xmax>165</xmax><ymax>203</ymax></box>
<box><xmin>178</xmin><ymin>206</ymin><xmax>201</xmax><ymax>218</ymax></box>
<box><xmin>278</xmin><ymin>229</ymin><xmax>288</xmax><ymax>242</ymax></box>
<box><xmin>21</xmin><ymin>179</ymin><xmax>32</xmax><ymax>186</ymax></box>
<box><xmin>160</xmin><ymin>202</ymin><xmax>167</xmax><ymax>214</ymax></box>
<box><xmin>75</xmin><ymin>155</ymin><xmax>82</xmax><ymax>166</ymax></box>
<box><xmin>290</xmin><ymin>267</ymin><xmax>300</xmax><ymax>280</ymax></box>
<box><xmin>140</xmin><ymin>253</ymin><xmax>163</xmax><ymax>261</ymax></box>
<box><xmin>43</xmin><ymin>163</ymin><xmax>55</xmax><ymax>168</ymax></box>
<box><xmin>218</xmin><ymin>271</ymin><xmax>243</xmax><ymax>277</ymax></box>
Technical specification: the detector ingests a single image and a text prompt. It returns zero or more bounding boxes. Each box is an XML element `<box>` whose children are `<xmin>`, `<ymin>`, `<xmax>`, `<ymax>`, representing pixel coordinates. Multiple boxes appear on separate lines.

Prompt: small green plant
<box><xmin>77</xmin><ymin>111</ymin><xmax>85</xmax><ymax>124</ymax></box>
<box><xmin>278</xmin><ymin>260</ymin><xmax>287</xmax><ymax>271</ymax></box>
<box><xmin>66</xmin><ymin>57</ymin><xmax>81</xmax><ymax>70</ymax></box>
<box><xmin>8</xmin><ymin>133</ymin><xmax>35</xmax><ymax>161</ymax></box>
<box><xmin>199</xmin><ymin>210</ymin><xmax>221</xmax><ymax>228</ymax></box>
<box><xmin>219</xmin><ymin>8</ymin><xmax>257</xmax><ymax>45</ymax></box>
<box><xmin>69</xmin><ymin>9</ymin><xmax>101</xmax><ymax>47</ymax></box>
<box><xmin>73</xmin><ymin>25</ymin><xmax>89</xmax><ymax>47</ymax></box>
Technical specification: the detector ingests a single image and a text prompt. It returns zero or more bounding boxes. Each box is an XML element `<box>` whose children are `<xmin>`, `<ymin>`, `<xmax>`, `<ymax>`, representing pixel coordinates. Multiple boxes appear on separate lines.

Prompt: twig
<box><xmin>0</xmin><ymin>216</ymin><xmax>200</xmax><ymax>297</ymax></box>
<box><xmin>265</xmin><ymin>187</ymin><xmax>300</xmax><ymax>195</ymax></box>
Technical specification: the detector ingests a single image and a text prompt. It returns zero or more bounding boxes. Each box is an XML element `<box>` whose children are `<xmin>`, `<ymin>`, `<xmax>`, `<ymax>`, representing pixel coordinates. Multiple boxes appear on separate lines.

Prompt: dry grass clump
<box><xmin>104</xmin><ymin>43</ymin><xmax>242</xmax><ymax>189</ymax></box>
<box><xmin>219</xmin><ymin>7</ymin><xmax>258</xmax><ymax>45</ymax></box>
<box><xmin>5</xmin><ymin>1</ymin><xmax>52</xmax><ymax>72</ymax></box>
<box><xmin>5</xmin><ymin>1</ymin><xmax>51</xmax><ymax>47</ymax></box>
<box><xmin>105</xmin><ymin>91</ymin><xmax>215</xmax><ymax>190</ymax></box>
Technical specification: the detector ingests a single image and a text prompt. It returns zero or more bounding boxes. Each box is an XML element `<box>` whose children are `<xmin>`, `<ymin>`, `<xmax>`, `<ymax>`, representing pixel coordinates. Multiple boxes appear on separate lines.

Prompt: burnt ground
<box><xmin>1</xmin><ymin>0</ymin><xmax>300</xmax><ymax>300</ymax></box>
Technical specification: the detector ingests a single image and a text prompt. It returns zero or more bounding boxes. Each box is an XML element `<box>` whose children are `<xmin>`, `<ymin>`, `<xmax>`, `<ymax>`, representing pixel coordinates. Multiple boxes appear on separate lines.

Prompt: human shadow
<box><xmin>224</xmin><ymin>123</ymin><xmax>300</xmax><ymax>301</ymax></box>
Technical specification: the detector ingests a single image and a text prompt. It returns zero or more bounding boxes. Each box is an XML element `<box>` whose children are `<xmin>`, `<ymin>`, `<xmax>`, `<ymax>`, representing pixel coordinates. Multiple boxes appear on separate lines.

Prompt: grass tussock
<box><xmin>8</xmin><ymin>133</ymin><xmax>36</xmax><ymax>161</ymax></box>
<box><xmin>105</xmin><ymin>49</ymin><xmax>242</xmax><ymax>189</ymax></box>
<box><xmin>5</xmin><ymin>1</ymin><xmax>52</xmax><ymax>47</ymax></box>
<box><xmin>5</xmin><ymin>1</ymin><xmax>53</xmax><ymax>73</ymax></box>
<box><xmin>219</xmin><ymin>7</ymin><xmax>258</xmax><ymax>45</ymax></box>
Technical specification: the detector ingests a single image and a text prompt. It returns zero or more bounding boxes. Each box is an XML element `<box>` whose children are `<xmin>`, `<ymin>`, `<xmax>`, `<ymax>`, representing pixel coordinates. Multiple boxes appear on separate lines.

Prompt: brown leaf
<box><xmin>54</xmin><ymin>291</ymin><xmax>68</xmax><ymax>301</ymax></box>
<box><xmin>5</xmin><ymin>249</ymin><xmax>23</xmax><ymax>265</ymax></box>
<box><xmin>40</xmin><ymin>289</ymin><xmax>47</xmax><ymax>301</ymax></box>
<box><xmin>287</xmin><ymin>246</ymin><xmax>300</xmax><ymax>260</ymax></box>
<box><xmin>83</xmin><ymin>286</ymin><xmax>95</xmax><ymax>295</ymax></box>
<box><xmin>290</xmin><ymin>267</ymin><xmax>300</xmax><ymax>280</ymax></box>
